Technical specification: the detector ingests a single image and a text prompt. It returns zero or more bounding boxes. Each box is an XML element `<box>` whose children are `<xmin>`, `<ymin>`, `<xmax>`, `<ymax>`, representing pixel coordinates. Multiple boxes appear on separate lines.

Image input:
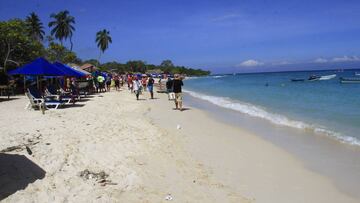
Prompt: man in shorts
<box><xmin>147</xmin><ymin>75</ymin><xmax>155</xmax><ymax>99</ymax></box>
<box><xmin>172</xmin><ymin>74</ymin><xmax>184</xmax><ymax>111</ymax></box>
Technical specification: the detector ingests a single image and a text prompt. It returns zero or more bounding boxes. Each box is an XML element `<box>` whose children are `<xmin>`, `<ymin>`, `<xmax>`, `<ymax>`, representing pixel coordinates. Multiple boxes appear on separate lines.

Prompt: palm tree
<box><xmin>25</xmin><ymin>12</ymin><xmax>45</xmax><ymax>41</ymax></box>
<box><xmin>95</xmin><ymin>29</ymin><xmax>112</xmax><ymax>64</ymax></box>
<box><xmin>48</xmin><ymin>10</ymin><xmax>75</xmax><ymax>50</ymax></box>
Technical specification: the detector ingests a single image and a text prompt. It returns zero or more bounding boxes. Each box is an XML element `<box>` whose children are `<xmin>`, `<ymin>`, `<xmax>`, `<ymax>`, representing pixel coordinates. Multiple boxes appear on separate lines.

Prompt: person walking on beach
<box><xmin>147</xmin><ymin>75</ymin><xmax>155</xmax><ymax>99</ymax></box>
<box><xmin>133</xmin><ymin>77</ymin><xmax>141</xmax><ymax>100</ymax></box>
<box><xmin>97</xmin><ymin>75</ymin><xmax>105</xmax><ymax>93</ymax></box>
<box><xmin>114</xmin><ymin>75</ymin><xmax>120</xmax><ymax>91</ymax></box>
<box><xmin>166</xmin><ymin>77</ymin><xmax>173</xmax><ymax>93</ymax></box>
<box><xmin>105</xmin><ymin>74</ymin><xmax>112</xmax><ymax>92</ymax></box>
<box><xmin>127</xmin><ymin>75</ymin><xmax>133</xmax><ymax>91</ymax></box>
<box><xmin>141</xmin><ymin>76</ymin><xmax>147</xmax><ymax>92</ymax></box>
<box><xmin>172</xmin><ymin>74</ymin><xmax>184</xmax><ymax>111</ymax></box>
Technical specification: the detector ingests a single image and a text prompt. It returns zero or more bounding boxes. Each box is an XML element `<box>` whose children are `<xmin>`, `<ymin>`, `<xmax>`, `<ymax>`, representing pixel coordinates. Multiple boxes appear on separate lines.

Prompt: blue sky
<box><xmin>1</xmin><ymin>0</ymin><xmax>360</xmax><ymax>73</ymax></box>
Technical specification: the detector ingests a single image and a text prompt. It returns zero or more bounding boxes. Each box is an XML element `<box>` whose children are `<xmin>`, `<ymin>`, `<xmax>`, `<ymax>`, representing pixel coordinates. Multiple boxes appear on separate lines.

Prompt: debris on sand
<box><xmin>78</xmin><ymin>169</ymin><xmax>117</xmax><ymax>186</ymax></box>
<box><xmin>1</xmin><ymin>141</ymin><xmax>39</xmax><ymax>154</ymax></box>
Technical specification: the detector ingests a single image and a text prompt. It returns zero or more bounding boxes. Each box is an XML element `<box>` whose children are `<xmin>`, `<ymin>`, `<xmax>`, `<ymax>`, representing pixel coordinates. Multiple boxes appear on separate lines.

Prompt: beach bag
<box><xmin>168</xmin><ymin>92</ymin><xmax>175</xmax><ymax>100</ymax></box>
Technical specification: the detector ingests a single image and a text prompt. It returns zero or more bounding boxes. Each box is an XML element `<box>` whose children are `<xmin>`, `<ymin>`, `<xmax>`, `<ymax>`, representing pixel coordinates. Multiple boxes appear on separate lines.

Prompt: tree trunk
<box><xmin>97</xmin><ymin>51</ymin><xmax>102</xmax><ymax>67</ymax></box>
<box><xmin>70</xmin><ymin>37</ymin><xmax>73</xmax><ymax>51</ymax></box>
<box><xmin>4</xmin><ymin>41</ymin><xmax>12</xmax><ymax>74</ymax></box>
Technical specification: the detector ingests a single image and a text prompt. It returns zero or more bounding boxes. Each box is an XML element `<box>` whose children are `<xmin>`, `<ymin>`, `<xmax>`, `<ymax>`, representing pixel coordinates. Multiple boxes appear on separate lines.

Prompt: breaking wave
<box><xmin>184</xmin><ymin>89</ymin><xmax>360</xmax><ymax>146</ymax></box>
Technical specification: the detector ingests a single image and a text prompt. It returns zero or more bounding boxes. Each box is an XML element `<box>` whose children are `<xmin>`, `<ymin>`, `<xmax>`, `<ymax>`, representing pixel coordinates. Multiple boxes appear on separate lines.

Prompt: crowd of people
<box><xmin>91</xmin><ymin>73</ymin><xmax>185</xmax><ymax>111</ymax></box>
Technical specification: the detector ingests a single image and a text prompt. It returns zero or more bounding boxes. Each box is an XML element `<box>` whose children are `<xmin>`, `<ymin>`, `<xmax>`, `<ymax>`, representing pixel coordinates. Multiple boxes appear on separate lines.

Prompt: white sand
<box><xmin>0</xmin><ymin>88</ymin><xmax>358</xmax><ymax>202</ymax></box>
<box><xmin>0</xmin><ymin>91</ymin><xmax>249</xmax><ymax>202</ymax></box>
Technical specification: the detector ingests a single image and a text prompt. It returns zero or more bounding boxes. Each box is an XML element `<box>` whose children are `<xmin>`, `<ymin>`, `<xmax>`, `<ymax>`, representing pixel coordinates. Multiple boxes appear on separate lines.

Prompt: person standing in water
<box><xmin>147</xmin><ymin>75</ymin><xmax>155</xmax><ymax>99</ymax></box>
<box><xmin>172</xmin><ymin>74</ymin><xmax>184</xmax><ymax>111</ymax></box>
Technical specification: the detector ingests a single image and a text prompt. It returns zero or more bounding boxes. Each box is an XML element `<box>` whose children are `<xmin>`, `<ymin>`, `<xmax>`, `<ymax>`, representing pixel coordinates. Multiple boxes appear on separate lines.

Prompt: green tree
<box><xmin>25</xmin><ymin>12</ymin><xmax>45</xmax><ymax>41</ymax></box>
<box><xmin>48</xmin><ymin>10</ymin><xmax>75</xmax><ymax>50</ymax></box>
<box><xmin>126</xmin><ymin>60</ymin><xmax>146</xmax><ymax>73</ymax></box>
<box><xmin>95</xmin><ymin>29</ymin><xmax>112</xmax><ymax>65</ymax></box>
<box><xmin>0</xmin><ymin>19</ymin><xmax>44</xmax><ymax>73</ymax></box>
<box><xmin>45</xmin><ymin>42</ymin><xmax>80</xmax><ymax>64</ymax></box>
<box><xmin>83</xmin><ymin>59</ymin><xmax>100</xmax><ymax>67</ymax></box>
<box><xmin>160</xmin><ymin>59</ymin><xmax>174</xmax><ymax>67</ymax></box>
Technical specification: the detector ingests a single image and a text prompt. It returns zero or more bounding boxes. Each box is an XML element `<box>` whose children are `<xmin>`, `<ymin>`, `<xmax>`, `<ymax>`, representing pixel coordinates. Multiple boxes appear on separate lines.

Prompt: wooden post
<box><xmin>23</xmin><ymin>76</ymin><xmax>26</xmax><ymax>94</ymax></box>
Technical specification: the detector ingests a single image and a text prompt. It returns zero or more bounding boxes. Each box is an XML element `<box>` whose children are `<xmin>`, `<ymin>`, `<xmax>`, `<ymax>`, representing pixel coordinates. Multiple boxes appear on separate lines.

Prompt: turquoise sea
<box><xmin>184</xmin><ymin>69</ymin><xmax>360</xmax><ymax>146</ymax></box>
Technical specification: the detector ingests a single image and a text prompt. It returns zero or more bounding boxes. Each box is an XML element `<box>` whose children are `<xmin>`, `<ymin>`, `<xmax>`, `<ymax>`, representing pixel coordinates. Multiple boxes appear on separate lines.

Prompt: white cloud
<box><xmin>332</xmin><ymin>56</ymin><xmax>360</xmax><ymax>62</ymax></box>
<box><xmin>272</xmin><ymin>61</ymin><xmax>291</xmax><ymax>65</ymax></box>
<box><xmin>314</xmin><ymin>58</ymin><xmax>328</xmax><ymax>63</ymax></box>
<box><xmin>237</xmin><ymin>59</ymin><xmax>264</xmax><ymax>67</ymax></box>
<box><xmin>212</xmin><ymin>14</ymin><xmax>241</xmax><ymax>22</ymax></box>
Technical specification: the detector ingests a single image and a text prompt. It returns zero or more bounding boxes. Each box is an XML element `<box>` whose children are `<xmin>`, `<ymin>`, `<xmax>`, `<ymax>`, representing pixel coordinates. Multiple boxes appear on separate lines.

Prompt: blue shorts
<box><xmin>148</xmin><ymin>85</ymin><xmax>153</xmax><ymax>92</ymax></box>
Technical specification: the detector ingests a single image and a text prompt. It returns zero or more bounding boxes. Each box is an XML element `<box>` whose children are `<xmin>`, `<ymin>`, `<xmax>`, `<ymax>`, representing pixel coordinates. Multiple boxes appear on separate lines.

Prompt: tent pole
<box><xmin>23</xmin><ymin>76</ymin><xmax>26</xmax><ymax>94</ymax></box>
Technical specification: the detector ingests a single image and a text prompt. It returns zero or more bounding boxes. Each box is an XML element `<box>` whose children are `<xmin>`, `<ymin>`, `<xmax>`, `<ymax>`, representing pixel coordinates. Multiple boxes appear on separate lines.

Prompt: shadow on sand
<box><xmin>60</xmin><ymin>103</ymin><xmax>86</xmax><ymax>109</ymax></box>
<box><xmin>172</xmin><ymin>107</ymin><xmax>191</xmax><ymax>111</ymax></box>
<box><xmin>0</xmin><ymin>153</ymin><xmax>46</xmax><ymax>201</ymax></box>
<box><xmin>0</xmin><ymin>98</ymin><xmax>20</xmax><ymax>102</ymax></box>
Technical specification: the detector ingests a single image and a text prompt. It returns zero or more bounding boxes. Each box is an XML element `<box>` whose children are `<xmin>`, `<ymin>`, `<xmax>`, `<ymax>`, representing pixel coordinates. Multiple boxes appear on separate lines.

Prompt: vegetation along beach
<box><xmin>1</xmin><ymin>0</ymin><xmax>360</xmax><ymax>202</ymax></box>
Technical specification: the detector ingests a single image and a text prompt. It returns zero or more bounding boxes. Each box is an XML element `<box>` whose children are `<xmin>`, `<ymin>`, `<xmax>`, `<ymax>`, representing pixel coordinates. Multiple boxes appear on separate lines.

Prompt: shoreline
<box><xmin>182</xmin><ymin>90</ymin><xmax>360</xmax><ymax>199</ymax></box>
<box><xmin>148</xmin><ymin>90</ymin><xmax>359</xmax><ymax>203</ymax></box>
<box><xmin>182</xmin><ymin>87</ymin><xmax>360</xmax><ymax>147</ymax></box>
<box><xmin>0</xmin><ymin>88</ymin><xmax>358</xmax><ymax>202</ymax></box>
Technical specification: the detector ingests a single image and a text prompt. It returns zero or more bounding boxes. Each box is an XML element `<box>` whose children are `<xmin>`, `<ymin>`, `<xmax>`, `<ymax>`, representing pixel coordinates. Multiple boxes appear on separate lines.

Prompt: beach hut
<box><xmin>80</xmin><ymin>63</ymin><xmax>97</xmax><ymax>73</ymax></box>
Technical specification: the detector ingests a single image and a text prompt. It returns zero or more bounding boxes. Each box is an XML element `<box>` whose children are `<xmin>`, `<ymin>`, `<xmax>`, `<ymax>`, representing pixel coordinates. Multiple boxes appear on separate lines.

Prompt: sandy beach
<box><xmin>0</xmin><ymin>88</ymin><xmax>358</xmax><ymax>202</ymax></box>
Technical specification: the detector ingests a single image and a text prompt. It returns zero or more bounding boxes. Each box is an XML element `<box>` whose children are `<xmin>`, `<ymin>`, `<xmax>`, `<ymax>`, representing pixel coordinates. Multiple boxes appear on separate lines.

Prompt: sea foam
<box><xmin>184</xmin><ymin>89</ymin><xmax>360</xmax><ymax>146</ymax></box>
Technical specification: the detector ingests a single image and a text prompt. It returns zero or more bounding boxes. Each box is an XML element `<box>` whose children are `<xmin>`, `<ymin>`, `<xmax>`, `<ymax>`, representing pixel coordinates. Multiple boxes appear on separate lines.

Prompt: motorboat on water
<box><xmin>290</xmin><ymin>73</ymin><xmax>338</xmax><ymax>83</ymax></box>
<box><xmin>308</xmin><ymin>74</ymin><xmax>336</xmax><ymax>81</ymax></box>
<box><xmin>340</xmin><ymin>77</ymin><xmax>360</xmax><ymax>84</ymax></box>
<box><xmin>355</xmin><ymin>72</ymin><xmax>360</xmax><ymax>76</ymax></box>
<box><xmin>308</xmin><ymin>75</ymin><xmax>321</xmax><ymax>81</ymax></box>
<box><xmin>319</xmin><ymin>74</ymin><xmax>336</xmax><ymax>80</ymax></box>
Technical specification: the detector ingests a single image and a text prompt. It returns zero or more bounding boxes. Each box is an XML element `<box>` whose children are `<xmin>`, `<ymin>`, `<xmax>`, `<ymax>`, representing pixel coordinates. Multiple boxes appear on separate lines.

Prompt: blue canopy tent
<box><xmin>53</xmin><ymin>62</ymin><xmax>87</xmax><ymax>77</ymax></box>
<box><xmin>8</xmin><ymin>57</ymin><xmax>72</xmax><ymax>91</ymax></box>
<box><xmin>8</xmin><ymin>57</ymin><xmax>66</xmax><ymax>76</ymax></box>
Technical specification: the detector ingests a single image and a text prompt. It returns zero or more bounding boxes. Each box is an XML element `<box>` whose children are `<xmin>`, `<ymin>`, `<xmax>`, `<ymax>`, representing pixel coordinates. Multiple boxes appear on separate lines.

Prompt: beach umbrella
<box><xmin>8</xmin><ymin>57</ymin><xmax>68</xmax><ymax>90</ymax></box>
<box><xmin>8</xmin><ymin>57</ymin><xmax>66</xmax><ymax>76</ymax></box>
<box><xmin>53</xmin><ymin>62</ymin><xmax>87</xmax><ymax>77</ymax></box>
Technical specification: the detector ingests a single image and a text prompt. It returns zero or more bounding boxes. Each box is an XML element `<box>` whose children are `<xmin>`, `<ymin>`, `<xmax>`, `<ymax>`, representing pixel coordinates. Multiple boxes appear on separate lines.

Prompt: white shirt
<box><xmin>133</xmin><ymin>80</ymin><xmax>141</xmax><ymax>91</ymax></box>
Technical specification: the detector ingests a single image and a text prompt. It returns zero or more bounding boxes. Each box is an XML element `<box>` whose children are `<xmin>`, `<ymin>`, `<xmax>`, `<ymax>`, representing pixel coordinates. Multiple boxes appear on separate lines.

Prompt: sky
<box><xmin>1</xmin><ymin>0</ymin><xmax>360</xmax><ymax>73</ymax></box>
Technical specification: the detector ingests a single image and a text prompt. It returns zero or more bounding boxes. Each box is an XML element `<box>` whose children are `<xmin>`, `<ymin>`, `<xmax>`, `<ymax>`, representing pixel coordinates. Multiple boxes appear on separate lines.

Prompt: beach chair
<box><xmin>27</xmin><ymin>87</ymin><xmax>64</xmax><ymax>109</ymax></box>
<box><xmin>25</xmin><ymin>91</ymin><xmax>63</xmax><ymax>110</ymax></box>
<box><xmin>45</xmin><ymin>85</ymin><xmax>74</xmax><ymax>104</ymax></box>
<box><xmin>77</xmin><ymin>81</ymin><xmax>91</xmax><ymax>98</ymax></box>
<box><xmin>59</xmin><ymin>87</ymin><xmax>71</xmax><ymax>95</ymax></box>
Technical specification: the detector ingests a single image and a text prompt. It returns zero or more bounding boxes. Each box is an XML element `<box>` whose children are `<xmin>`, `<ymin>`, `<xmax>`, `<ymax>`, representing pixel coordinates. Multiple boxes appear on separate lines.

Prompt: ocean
<box><xmin>184</xmin><ymin>69</ymin><xmax>360</xmax><ymax>146</ymax></box>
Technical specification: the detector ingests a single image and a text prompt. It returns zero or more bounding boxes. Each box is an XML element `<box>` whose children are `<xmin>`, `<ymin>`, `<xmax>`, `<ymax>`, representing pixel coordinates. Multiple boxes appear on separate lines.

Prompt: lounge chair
<box><xmin>77</xmin><ymin>81</ymin><xmax>91</xmax><ymax>97</ymax></box>
<box><xmin>27</xmin><ymin>87</ymin><xmax>64</xmax><ymax>109</ymax></box>
<box><xmin>45</xmin><ymin>85</ymin><xmax>74</xmax><ymax>104</ymax></box>
<box><xmin>25</xmin><ymin>91</ymin><xmax>63</xmax><ymax>110</ymax></box>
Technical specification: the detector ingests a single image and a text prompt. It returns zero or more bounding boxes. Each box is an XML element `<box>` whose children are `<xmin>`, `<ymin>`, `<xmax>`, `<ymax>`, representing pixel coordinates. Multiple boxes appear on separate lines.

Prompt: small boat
<box><xmin>291</xmin><ymin>78</ymin><xmax>305</xmax><ymax>82</ymax></box>
<box><xmin>340</xmin><ymin>77</ymin><xmax>360</xmax><ymax>84</ymax></box>
<box><xmin>308</xmin><ymin>75</ymin><xmax>321</xmax><ymax>81</ymax></box>
<box><xmin>355</xmin><ymin>72</ymin><xmax>360</xmax><ymax>76</ymax></box>
<box><xmin>319</xmin><ymin>74</ymin><xmax>336</xmax><ymax>80</ymax></box>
